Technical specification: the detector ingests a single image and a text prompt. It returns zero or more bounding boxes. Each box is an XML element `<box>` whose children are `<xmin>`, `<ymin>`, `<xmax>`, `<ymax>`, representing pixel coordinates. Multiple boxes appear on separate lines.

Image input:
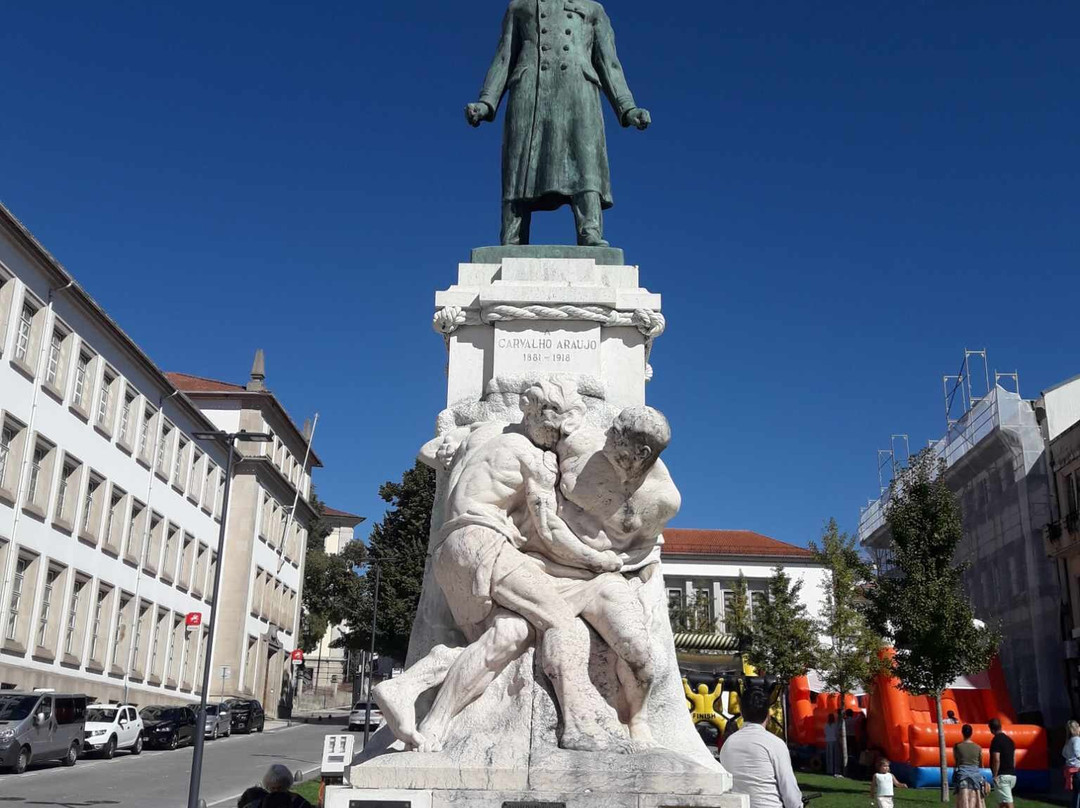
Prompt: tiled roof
<box><xmin>324</xmin><ymin>506</ymin><xmax>363</xmax><ymax>521</ymax></box>
<box><xmin>662</xmin><ymin>529</ymin><xmax>815</xmax><ymax>559</ymax></box>
<box><xmin>165</xmin><ymin>372</ymin><xmax>246</xmax><ymax>393</ymax></box>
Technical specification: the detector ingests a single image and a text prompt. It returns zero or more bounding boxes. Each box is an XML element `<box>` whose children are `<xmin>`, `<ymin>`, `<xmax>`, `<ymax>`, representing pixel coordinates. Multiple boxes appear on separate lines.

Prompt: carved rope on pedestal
<box><xmin>432</xmin><ymin>303</ymin><xmax>666</xmax><ymax>379</ymax></box>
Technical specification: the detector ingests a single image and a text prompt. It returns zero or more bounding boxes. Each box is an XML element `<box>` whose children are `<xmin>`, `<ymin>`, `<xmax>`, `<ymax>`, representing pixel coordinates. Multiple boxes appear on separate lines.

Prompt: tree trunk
<box><xmin>936</xmin><ymin>691</ymin><xmax>948</xmax><ymax>803</ymax></box>
<box><xmin>839</xmin><ymin>702</ymin><xmax>848</xmax><ymax>777</ymax></box>
<box><xmin>781</xmin><ymin>684</ymin><xmax>789</xmax><ymax>743</ymax></box>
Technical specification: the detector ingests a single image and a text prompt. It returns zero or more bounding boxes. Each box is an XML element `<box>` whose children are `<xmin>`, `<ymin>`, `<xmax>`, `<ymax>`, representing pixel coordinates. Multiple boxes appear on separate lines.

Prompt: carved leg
<box><xmin>372</xmin><ymin>644</ymin><xmax>464</xmax><ymax>748</ymax></box>
<box><xmin>501</xmin><ymin>200</ymin><xmax>532</xmax><ymax>245</ymax></box>
<box><xmin>580</xmin><ymin>577</ymin><xmax>655</xmax><ymax>745</ymax></box>
<box><xmin>415</xmin><ymin>611</ymin><xmax>534</xmax><ymax>752</ymax></box>
<box><xmin>571</xmin><ymin>192</ymin><xmax>607</xmax><ymax>247</ymax></box>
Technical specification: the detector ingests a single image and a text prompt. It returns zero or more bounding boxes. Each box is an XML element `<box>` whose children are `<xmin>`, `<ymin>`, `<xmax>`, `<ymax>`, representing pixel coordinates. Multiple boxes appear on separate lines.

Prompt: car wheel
<box><xmin>348</xmin><ymin>724</ymin><xmax>357</xmax><ymax>732</ymax></box>
<box><xmin>131</xmin><ymin>735</ymin><xmax>143</xmax><ymax>755</ymax></box>
<box><xmin>62</xmin><ymin>741</ymin><xmax>79</xmax><ymax>767</ymax></box>
<box><xmin>211</xmin><ymin>726</ymin><xmax>218</xmax><ymax>741</ymax></box>
<box><xmin>257</xmin><ymin>719</ymin><xmax>264</xmax><ymax>733</ymax></box>
<box><xmin>11</xmin><ymin>746</ymin><xmax>30</xmax><ymax>774</ymax></box>
<box><xmin>102</xmin><ymin>736</ymin><xmax>116</xmax><ymax>760</ymax></box>
<box><xmin>167</xmin><ymin>734</ymin><xmax>178</xmax><ymax>751</ymax></box>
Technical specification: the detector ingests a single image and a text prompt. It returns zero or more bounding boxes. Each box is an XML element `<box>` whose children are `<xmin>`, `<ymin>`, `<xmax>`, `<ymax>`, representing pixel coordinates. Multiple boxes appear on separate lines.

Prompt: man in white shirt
<box><xmin>720</xmin><ymin>679</ymin><xmax>803</xmax><ymax>808</ymax></box>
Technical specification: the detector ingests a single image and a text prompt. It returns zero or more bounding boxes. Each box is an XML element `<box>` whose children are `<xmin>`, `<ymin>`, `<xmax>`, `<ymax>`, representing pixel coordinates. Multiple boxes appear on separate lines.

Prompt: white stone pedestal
<box><xmin>433</xmin><ymin>250</ymin><xmax>665</xmax><ymax>410</ymax></box>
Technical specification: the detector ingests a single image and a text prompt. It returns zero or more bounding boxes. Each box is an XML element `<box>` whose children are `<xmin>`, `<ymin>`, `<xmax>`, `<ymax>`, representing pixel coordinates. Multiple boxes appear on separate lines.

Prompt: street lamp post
<box><xmin>186</xmin><ymin>429</ymin><xmax>272</xmax><ymax>808</ymax></box>
<box><xmin>362</xmin><ymin>562</ymin><xmax>381</xmax><ymax>749</ymax></box>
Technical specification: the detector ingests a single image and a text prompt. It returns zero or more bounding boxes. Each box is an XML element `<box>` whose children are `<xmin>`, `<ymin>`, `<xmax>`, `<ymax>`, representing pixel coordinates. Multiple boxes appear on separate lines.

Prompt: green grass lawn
<box><xmin>796</xmin><ymin>773</ymin><xmax>1059</xmax><ymax>808</ymax></box>
<box><xmin>292</xmin><ymin>778</ymin><xmax>321</xmax><ymax>802</ymax></box>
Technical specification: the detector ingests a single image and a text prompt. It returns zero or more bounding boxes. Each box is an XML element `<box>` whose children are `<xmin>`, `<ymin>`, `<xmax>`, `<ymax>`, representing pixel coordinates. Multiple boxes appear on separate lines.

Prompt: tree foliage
<box><xmin>299</xmin><ymin>491</ymin><xmax>367</xmax><ymax>653</ymax></box>
<box><xmin>868</xmin><ymin>449</ymin><xmax>998</xmax><ymax>800</ymax></box>
<box><xmin>726</xmin><ymin>573</ymin><xmax>754</xmax><ymax>650</ymax></box>
<box><xmin>340</xmin><ymin>460</ymin><xmax>435</xmax><ymax>663</ymax></box>
<box><xmin>744</xmin><ymin>567</ymin><xmax>818</xmax><ymax>685</ymax></box>
<box><xmin>812</xmin><ymin>518</ymin><xmax>886</xmax><ymax>774</ymax></box>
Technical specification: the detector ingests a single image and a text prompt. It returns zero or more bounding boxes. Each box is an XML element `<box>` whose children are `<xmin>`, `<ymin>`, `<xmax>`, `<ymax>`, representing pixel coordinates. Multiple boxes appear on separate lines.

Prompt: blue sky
<box><xmin>1</xmin><ymin>2</ymin><xmax>1077</xmax><ymax>547</ymax></box>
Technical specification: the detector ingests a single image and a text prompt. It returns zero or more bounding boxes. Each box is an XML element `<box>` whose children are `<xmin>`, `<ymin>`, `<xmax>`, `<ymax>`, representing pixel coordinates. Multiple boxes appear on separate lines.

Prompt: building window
<box><xmin>162</xmin><ymin>524</ymin><xmax>179</xmax><ymax>582</ymax></box>
<box><xmin>14</xmin><ymin>302</ymin><xmax>35</xmax><ymax>363</ymax></box>
<box><xmin>156</xmin><ymin>420</ymin><xmax>173</xmax><ymax>476</ymax></box>
<box><xmin>96</xmin><ymin>369</ymin><xmax>117</xmax><ymax>431</ymax></box>
<box><xmin>6</xmin><ymin>557</ymin><xmax>28</xmax><ymax>642</ymax></box>
<box><xmin>750</xmin><ymin>590</ymin><xmax>767</xmax><ymax>617</ymax></box>
<box><xmin>202</xmin><ymin>463</ymin><xmax>217</xmax><ymax>510</ymax></box>
<box><xmin>64</xmin><ymin>577</ymin><xmax>86</xmax><ymax>657</ymax></box>
<box><xmin>111</xmin><ymin>593</ymin><xmax>132</xmax><ymax>669</ymax></box>
<box><xmin>149</xmin><ymin>608</ymin><xmax>165</xmax><ymax>678</ymax></box>
<box><xmin>138</xmin><ymin>405</ymin><xmax>155</xmax><ymax>462</ymax></box>
<box><xmin>88</xmin><ymin>585</ymin><xmax>110</xmax><ymax>663</ymax></box>
<box><xmin>179</xmin><ymin>533</ymin><xmax>195</xmax><ymax>589</ymax></box>
<box><xmin>72</xmin><ymin>349</ymin><xmax>93</xmax><ymax>410</ymax></box>
<box><xmin>188</xmin><ymin>449</ymin><xmax>202</xmax><ymax>496</ymax></box>
<box><xmin>103</xmin><ymin>486</ymin><xmax>126</xmax><ymax>553</ymax></box>
<box><xmin>132</xmin><ymin>601</ymin><xmax>150</xmax><ymax>672</ymax></box>
<box><xmin>126</xmin><ymin>500</ymin><xmax>147</xmax><ymax>565</ymax></box>
<box><xmin>44</xmin><ymin>328</ymin><xmax>65</xmax><ymax>388</ymax></box>
<box><xmin>37</xmin><ymin>566</ymin><xmax>61</xmax><ymax>649</ymax></box>
<box><xmin>144</xmin><ymin>513</ymin><xmax>163</xmax><ymax>574</ymax></box>
<box><xmin>215</xmin><ymin>472</ymin><xmax>225</xmax><ymax>518</ymax></box>
<box><xmin>54</xmin><ymin>456</ymin><xmax>82</xmax><ymax>526</ymax></box>
<box><xmin>167</xmin><ymin>613</ymin><xmax>183</xmax><ymax>683</ymax></box>
<box><xmin>25</xmin><ymin>438</ymin><xmax>55</xmax><ymax>513</ymax></box>
<box><xmin>118</xmin><ymin>389</ymin><xmax>136</xmax><ymax>446</ymax></box>
<box><xmin>173</xmin><ymin>437</ymin><xmax>187</xmax><ymax>489</ymax></box>
<box><xmin>0</xmin><ymin>421</ymin><xmax>18</xmax><ymax>492</ymax></box>
<box><xmin>80</xmin><ymin>473</ymin><xmax>104</xmax><ymax>538</ymax></box>
<box><xmin>207</xmin><ymin>552</ymin><xmax>218</xmax><ymax>603</ymax></box>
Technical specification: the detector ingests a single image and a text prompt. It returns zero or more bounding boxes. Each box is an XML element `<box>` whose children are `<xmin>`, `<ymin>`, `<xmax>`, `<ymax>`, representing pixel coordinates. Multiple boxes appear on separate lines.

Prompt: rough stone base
<box><xmin>324</xmin><ymin>787</ymin><xmax>748</xmax><ymax>808</ymax></box>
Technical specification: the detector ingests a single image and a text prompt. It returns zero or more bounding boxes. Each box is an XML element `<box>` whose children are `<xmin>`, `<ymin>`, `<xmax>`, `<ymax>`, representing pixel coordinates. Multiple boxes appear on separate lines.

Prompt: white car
<box><xmin>348</xmin><ymin>701</ymin><xmax>383</xmax><ymax>732</ymax></box>
<box><xmin>83</xmin><ymin>703</ymin><xmax>143</xmax><ymax>758</ymax></box>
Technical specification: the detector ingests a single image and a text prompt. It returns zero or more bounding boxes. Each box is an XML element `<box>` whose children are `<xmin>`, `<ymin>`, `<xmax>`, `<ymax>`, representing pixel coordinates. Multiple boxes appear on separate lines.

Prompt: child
<box><xmin>871</xmin><ymin>758</ymin><xmax>907</xmax><ymax>808</ymax></box>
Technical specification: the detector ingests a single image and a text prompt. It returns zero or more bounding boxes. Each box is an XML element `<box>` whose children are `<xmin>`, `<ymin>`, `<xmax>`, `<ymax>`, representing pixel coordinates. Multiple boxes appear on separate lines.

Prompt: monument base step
<box><xmin>324</xmin><ymin>786</ymin><xmax>748</xmax><ymax>808</ymax></box>
<box><xmin>470</xmin><ymin>245</ymin><xmax>626</xmax><ymax>266</ymax></box>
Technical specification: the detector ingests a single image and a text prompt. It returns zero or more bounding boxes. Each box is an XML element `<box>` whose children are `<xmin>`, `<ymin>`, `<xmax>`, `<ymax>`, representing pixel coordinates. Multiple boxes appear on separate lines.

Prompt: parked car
<box><xmin>348</xmin><ymin>701</ymin><xmax>383</xmax><ymax>733</ymax></box>
<box><xmin>0</xmin><ymin>692</ymin><xmax>87</xmax><ymax>774</ymax></box>
<box><xmin>203</xmin><ymin>703</ymin><xmax>232</xmax><ymax>740</ymax></box>
<box><xmin>224</xmin><ymin>698</ymin><xmax>265</xmax><ymax>734</ymax></box>
<box><xmin>83</xmin><ymin>703</ymin><xmax>143</xmax><ymax>758</ymax></box>
<box><xmin>139</xmin><ymin>705</ymin><xmax>197</xmax><ymax>750</ymax></box>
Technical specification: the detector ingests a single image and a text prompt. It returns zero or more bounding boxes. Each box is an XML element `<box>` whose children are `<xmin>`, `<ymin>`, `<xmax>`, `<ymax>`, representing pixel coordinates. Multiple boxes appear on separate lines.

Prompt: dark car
<box><xmin>139</xmin><ymin>705</ymin><xmax>197</xmax><ymax>750</ymax></box>
<box><xmin>223</xmin><ymin>699</ymin><xmax>265</xmax><ymax>734</ymax></box>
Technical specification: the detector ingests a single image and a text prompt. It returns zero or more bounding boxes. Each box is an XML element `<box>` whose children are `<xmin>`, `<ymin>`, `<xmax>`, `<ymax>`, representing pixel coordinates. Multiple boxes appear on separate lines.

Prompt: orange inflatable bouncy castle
<box><xmin>866</xmin><ymin>655</ymin><xmax>1048</xmax><ymax>789</ymax></box>
<box><xmin>788</xmin><ymin>657</ymin><xmax>1048</xmax><ymax>790</ymax></box>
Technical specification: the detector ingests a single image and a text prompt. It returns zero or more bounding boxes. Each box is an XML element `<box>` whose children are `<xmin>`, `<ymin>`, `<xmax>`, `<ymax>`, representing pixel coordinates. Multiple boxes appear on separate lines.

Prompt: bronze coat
<box><xmin>478</xmin><ymin>0</ymin><xmax>639</xmax><ymax>210</ymax></box>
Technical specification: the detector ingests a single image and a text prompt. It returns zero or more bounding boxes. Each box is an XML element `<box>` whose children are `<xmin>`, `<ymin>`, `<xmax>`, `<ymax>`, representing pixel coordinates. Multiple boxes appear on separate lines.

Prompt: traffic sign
<box><xmin>290</xmin><ymin>649</ymin><xmax>304</xmax><ymax>664</ymax></box>
<box><xmin>185</xmin><ymin>612</ymin><xmax>203</xmax><ymax>627</ymax></box>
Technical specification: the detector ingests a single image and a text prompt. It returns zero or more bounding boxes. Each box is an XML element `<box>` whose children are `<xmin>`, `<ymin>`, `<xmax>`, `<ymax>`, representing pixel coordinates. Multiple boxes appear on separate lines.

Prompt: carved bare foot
<box><xmin>416</xmin><ymin>731</ymin><xmax>444</xmax><ymax>753</ymax></box>
<box><xmin>560</xmin><ymin>716</ymin><xmax>635</xmax><ymax>754</ymax></box>
<box><xmin>628</xmin><ymin>720</ymin><xmax>655</xmax><ymax>746</ymax></box>
<box><xmin>372</xmin><ymin>678</ymin><xmax>425</xmax><ymax>748</ymax></box>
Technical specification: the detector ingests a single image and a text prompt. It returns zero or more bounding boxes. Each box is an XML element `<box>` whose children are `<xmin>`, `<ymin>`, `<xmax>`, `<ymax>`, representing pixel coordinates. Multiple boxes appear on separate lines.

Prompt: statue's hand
<box><xmin>625</xmin><ymin>107</ymin><xmax>651</xmax><ymax>131</ymax></box>
<box><xmin>589</xmin><ymin>550</ymin><xmax>623</xmax><ymax>574</ymax></box>
<box><xmin>465</xmin><ymin>102</ymin><xmax>489</xmax><ymax>128</ymax></box>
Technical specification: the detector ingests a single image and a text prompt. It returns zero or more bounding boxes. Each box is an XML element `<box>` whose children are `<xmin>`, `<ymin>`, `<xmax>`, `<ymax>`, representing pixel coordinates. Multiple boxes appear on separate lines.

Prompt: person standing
<box><xmin>1062</xmin><ymin>720</ymin><xmax>1080</xmax><ymax>808</ymax></box>
<box><xmin>954</xmin><ymin>724</ymin><xmax>986</xmax><ymax>808</ymax></box>
<box><xmin>871</xmin><ymin>758</ymin><xmax>908</xmax><ymax>808</ymax></box>
<box><xmin>720</xmin><ymin>680</ymin><xmax>803</xmax><ymax>808</ymax></box>
<box><xmin>824</xmin><ymin>713</ymin><xmax>840</xmax><ymax>777</ymax></box>
<box><xmin>988</xmin><ymin>718</ymin><xmax>1016</xmax><ymax>808</ymax></box>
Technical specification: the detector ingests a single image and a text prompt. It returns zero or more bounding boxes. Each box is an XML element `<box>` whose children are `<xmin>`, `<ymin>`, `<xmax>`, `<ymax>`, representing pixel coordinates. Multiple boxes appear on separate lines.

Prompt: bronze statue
<box><xmin>466</xmin><ymin>0</ymin><xmax>650</xmax><ymax>247</ymax></box>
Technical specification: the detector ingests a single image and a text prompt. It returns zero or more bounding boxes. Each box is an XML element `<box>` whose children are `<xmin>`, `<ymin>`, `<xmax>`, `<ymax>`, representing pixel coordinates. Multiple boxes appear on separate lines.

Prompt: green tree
<box><xmin>341</xmin><ymin>460</ymin><xmax>436</xmax><ymax>663</ymax></box>
<box><xmin>812</xmin><ymin>518</ymin><xmax>886</xmax><ymax>776</ymax></box>
<box><xmin>727</xmin><ymin>572</ymin><xmax>754</xmax><ymax>650</ymax></box>
<box><xmin>868</xmin><ymin>449</ymin><xmax>998</xmax><ymax>802</ymax></box>
<box><xmin>299</xmin><ymin>492</ymin><xmax>366</xmax><ymax>653</ymax></box>
<box><xmin>743</xmin><ymin>566</ymin><xmax>818</xmax><ymax>739</ymax></box>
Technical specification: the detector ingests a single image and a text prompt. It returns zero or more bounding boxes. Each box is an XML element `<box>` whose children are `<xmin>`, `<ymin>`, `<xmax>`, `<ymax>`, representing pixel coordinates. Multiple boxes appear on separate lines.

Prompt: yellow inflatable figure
<box><xmin>682</xmin><ymin>679</ymin><xmax>726</xmax><ymax>734</ymax></box>
<box><xmin>735</xmin><ymin>660</ymin><xmax>785</xmax><ymax>739</ymax></box>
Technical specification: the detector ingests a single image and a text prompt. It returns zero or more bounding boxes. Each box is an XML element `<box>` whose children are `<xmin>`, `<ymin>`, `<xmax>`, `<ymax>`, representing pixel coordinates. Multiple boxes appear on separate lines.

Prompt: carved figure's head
<box><xmin>604</xmin><ymin>406</ymin><xmax>670</xmax><ymax>479</ymax></box>
<box><xmin>520</xmin><ymin>378</ymin><xmax>586</xmax><ymax>449</ymax></box>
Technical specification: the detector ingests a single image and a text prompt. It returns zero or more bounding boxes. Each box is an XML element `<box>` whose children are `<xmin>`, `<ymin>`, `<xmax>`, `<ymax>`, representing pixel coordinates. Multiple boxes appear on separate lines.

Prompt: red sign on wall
<box><xmin>185</xmin><ymin>612</ymin><xmax>203</xmax><ymax>627</ymax></box>
<box><xmin>291</xmin><ymin>649</ymin><xmax>304</xmax><ymax>663</ymax></box>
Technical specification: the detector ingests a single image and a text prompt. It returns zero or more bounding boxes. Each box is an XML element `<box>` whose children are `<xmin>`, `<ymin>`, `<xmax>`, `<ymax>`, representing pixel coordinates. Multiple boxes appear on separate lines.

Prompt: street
<box><xmin>0</xmin><ymin>722</ymin><xmax>337</xmax><ymax>807</ymax></box>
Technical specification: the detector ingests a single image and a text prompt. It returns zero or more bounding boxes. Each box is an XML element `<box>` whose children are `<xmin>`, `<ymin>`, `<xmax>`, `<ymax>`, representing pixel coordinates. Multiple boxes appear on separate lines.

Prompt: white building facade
<box><xmin>0</xmin><ymin>203</ymin><xmax>232</xmax><ymax>705</ymax></box>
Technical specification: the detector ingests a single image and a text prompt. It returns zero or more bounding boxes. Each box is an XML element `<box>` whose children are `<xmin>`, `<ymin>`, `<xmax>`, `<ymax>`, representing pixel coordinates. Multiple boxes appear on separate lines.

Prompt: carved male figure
<box><xmin>465</xmin><ymin>0</ymin><xmax>651</xmax><ymax>247</ymax></box>
<box><xmin>377</xmin><ymin>381</ymin><xmax>621</xmax><ymax>753</ymax></box>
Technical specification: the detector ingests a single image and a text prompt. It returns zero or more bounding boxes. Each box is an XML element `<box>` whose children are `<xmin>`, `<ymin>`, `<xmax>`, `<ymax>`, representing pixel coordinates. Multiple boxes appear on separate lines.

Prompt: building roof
<box><xmin>324</xmin><ymin>506</ymin><xmax>365</xmax><ymax>526</ymax></box>
<box><xmin>662</xmin><ymin>529</ymin><xmax>815</xmax><ymax>559</ymax></box>
<box><xmin>165</xmin><ymin>372</ymin><xmax>246</xmax><ymax>393</ymax></box>
<box><xmin>165</xmin><ymin>369</ymin><xmax>323</xmax><ymax>467</ymax></box>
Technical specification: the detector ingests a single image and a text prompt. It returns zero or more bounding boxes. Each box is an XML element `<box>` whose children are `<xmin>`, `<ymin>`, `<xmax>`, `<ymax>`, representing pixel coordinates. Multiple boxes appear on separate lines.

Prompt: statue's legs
<box><xmin>571</xmin><ymin>192</ymin><xmax>608</xmax><ymax>247</ymax></box>
<box><xmin>415</xmin><ymin>609</ymin><xmax>534</xmax><ymax>752</ymax></box>
<box><xmin>501</xmin><ymin>200</ymin><xmax>532</xmax><ymax>245</ymax></box>
<box><xmin>578</xmin><ymin>576</ymin><xmax>655</xmax><ymax>744</ymax></box>
<box><xmin>372</xmin><ymin>643</ymin><xmax>465</xmax><ymax>748</ymax></box>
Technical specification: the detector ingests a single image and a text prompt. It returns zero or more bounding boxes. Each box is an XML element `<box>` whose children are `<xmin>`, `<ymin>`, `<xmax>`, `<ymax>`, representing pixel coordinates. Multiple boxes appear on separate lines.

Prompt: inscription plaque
<box><xmin>492</xmin><ymin>320</ymin><xmax>601</xmax><ymax>379</ymax></box>
<box><xmin>348</xmin><ymin>802</ymin><xmax>412</xmax><ymax>808</ymax></box>
<box><xmin>503</xmin><ymin>802</ymin><xmax>566</xmax><ymax>808</ymax></box>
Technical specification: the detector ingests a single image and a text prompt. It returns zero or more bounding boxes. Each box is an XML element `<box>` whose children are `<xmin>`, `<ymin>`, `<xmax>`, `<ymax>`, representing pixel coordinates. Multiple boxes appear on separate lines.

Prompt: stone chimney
<box><xmin>302</xmin><ymin>418</ymin><xmax>312</xmax><ymax>441</ymax></box>
<box><xmin>246</xmin><ymin>349</ymin><xmax>266</xmax><ymax>392</ymax></box>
